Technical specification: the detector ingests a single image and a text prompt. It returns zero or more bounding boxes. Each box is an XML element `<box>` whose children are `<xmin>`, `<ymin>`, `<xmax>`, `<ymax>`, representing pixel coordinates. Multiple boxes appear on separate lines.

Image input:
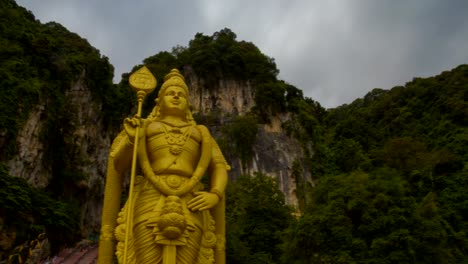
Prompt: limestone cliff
<box><xmin>184</xmin><ymin>67</ymin><xmax>313</xmax><ymax>208</ymax></box>
<box><xmin>8</xmin><ymin>103</ymin><xmax>49</xmax><ymax>188</ymax></box>
<box><xmin>60</xmin><ymin>74</ymin><xmax>112</xmax><ymax>237</ymax></box>
<box><xmin>6</xmin><ymin>71</ymin><xmax>112</xmax><ymax>237</ymax></box>
<box><xmin>185</xmin><ymin>67</ymin><xmax>255</xmax><ymax>116</ymax></box>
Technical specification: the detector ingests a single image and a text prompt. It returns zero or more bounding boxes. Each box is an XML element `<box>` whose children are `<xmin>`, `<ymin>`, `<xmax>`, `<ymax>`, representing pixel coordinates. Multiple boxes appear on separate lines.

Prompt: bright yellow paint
<box><xmin>98</xmin><ymin>68</ymin><xmax>229</xmax><ymax>264</ymax></box>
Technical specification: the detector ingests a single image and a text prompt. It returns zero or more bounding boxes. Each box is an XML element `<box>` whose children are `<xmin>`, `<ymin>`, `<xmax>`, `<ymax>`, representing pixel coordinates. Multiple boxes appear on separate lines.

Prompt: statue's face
<box><xmin>160</xmin><ymin>86</ymin><xmax>188</xmax><ymax>115</ymax></box>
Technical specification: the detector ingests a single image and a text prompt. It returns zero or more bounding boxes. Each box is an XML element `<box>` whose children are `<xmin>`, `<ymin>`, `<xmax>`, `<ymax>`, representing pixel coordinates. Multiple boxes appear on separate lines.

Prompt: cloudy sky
<box><xmin>16</xmin><ymin>0</ymin><xmax>468</xmax><ymax>108</ymax></box>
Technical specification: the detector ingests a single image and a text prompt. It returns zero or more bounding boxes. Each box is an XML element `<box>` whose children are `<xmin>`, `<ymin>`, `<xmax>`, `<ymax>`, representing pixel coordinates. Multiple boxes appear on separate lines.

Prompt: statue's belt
<box><xmin>159</xmin><ymin>174</ymin><xmax>189</xmax><ymax>190</ymax></box>
<box><xmin>139</xmin><ymin>172</ymin><xmax>203</xmax><ymax>197</ymax></box>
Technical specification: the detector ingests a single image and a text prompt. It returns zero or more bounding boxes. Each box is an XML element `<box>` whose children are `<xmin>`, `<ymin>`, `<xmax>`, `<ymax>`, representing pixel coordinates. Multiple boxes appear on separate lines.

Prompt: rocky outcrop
<box><xmin>62</xmin><ymin>72</ymin><xmax>113</xmax><ymax>236</ymax></box>
<box><xmin>7</xmin><ymin>71</ymin><xmax>115</xmax><ymax>237</ymax></box>
<box><xmin>185</xmin><ymin>67</ymin><xmax>255</xmax><ymax>116</ymax></box>
<box><xmin>185</xmin><ymin>67</ymin><xmax>313</xmax><ymax>209</ymax></box>
<box><xmin>7</xmin><ymin>103</ymin><xmax>50</xmax><ymax>188</ymax></box>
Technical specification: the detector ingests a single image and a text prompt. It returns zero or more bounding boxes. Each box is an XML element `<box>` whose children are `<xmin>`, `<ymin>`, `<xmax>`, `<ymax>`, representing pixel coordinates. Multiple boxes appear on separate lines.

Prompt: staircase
<box><xmin>47</xmin><ymin>244</ymin><xmax>98</xmax><ymax>264</ymax></box>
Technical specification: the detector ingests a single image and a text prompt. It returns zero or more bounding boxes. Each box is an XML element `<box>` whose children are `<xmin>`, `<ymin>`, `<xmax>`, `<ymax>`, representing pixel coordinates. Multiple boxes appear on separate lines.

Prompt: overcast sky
<box><xmin>15</xmin><ymin>0</ymin><xmax>468</xmax><ymax>108</ymax></box>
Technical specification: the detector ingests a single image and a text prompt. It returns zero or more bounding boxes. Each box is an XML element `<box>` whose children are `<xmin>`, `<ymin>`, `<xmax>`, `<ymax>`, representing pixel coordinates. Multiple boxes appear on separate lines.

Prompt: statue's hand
<box><xmin>187</xmin><ymin>192</ymin><xmax>219</xmax><ymax>211</ymax></box>
<box><xmin>123</xmin><ymin>117</ymin><xmax>142</xmax><ymax>140</ymax></box>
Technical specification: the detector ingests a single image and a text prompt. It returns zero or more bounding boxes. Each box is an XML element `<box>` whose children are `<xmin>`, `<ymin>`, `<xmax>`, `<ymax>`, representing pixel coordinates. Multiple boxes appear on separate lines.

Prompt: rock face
<box><xmin>226</xmin><ymin>123</ymin><xmax>309</xmax><ymax>206</ymax></box>
<box><xmin>61</xmin><ymin>73</ymin><xmax>113</xmax><ymax>236</ymax></box>
<box><xmin>6</xmin><ymin>68</ymin><xmax>313</xmax><ymax>239</ymax></box>
<box><xmin>8</xmin><ymin>103</ymin><xmax>50</xmax><ymax>188</ymax></box>
<box><xmin>185</xmin><ymin>67</ymin><xmax>256</xmax><ymax>116</ymax></box>
<box><xmin>7</xmin><ymin>71</ymin><xmax>114</xmax><ymax>237</ymax></box>
<box><xmin>184</xmin><ymin>67</ymin><xmax>313</xmax><ymax>208</ymax></box>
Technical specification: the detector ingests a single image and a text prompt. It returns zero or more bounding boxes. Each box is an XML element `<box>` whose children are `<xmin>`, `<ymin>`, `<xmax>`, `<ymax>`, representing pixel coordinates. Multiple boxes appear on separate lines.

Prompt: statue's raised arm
<box><xmin>98</xmin><ymin>68</ymin><xmax>229</xmax><ymax>264</ymax></box>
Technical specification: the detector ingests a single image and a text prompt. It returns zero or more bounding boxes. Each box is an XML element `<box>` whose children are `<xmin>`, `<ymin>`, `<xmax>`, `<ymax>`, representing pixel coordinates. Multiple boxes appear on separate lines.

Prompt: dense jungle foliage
<box><xmin>281</xmin><ymin>65</ymin><xmax>468</xmax><ymax>263</ymax></box>
<box><xmin>222</xmin><ymin>64</ymin><xmax>468</xmax><ymax>263</ymax></box>
<box><xmin>0</xmin><ymin>0</ymin><xmax>130</xmax><ymax>256</ymax></box>
<box><xmin>1</xmin><ymin>0</ymin><xmax>468</xmax><ymax>262</ymax></box>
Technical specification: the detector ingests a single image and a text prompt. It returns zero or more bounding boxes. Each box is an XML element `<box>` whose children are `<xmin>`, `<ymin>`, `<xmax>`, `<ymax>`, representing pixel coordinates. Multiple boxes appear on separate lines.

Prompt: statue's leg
<box><xmin>133</xmin><ymin>220</ymin><xmax>162</xmax><ymax>263</ymax></box>
<box><xmin>176</xmin><ymin>227</ymin><xmax>202</xmax><ymax>264</ymax></box>
<box><xmin>133</xmin><ymin>187</ymin><xmax>163</xmax><ymax>263</ymax></box>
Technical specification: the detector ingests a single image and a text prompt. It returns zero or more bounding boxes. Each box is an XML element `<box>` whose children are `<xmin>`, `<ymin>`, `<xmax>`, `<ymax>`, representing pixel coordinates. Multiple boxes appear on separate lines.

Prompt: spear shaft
<box><xmin>123</xmin><ymin>90</ymin><xmax>146</xmax><ymax>264</ymax></box>
<box><xmin>122</xmin><ymin>66</ymin><xmax>156</xmax><ymax>264</ymax></box>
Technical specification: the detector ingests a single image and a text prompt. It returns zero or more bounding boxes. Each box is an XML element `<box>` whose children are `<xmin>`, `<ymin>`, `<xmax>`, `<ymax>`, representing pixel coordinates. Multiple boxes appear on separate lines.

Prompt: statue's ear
<box><xmin>149</xmin><ymin>104</ymin><xmax>160</xmax><ymax>119</ymax></box>
<box><xmin>186</xmin><ymin>108</ymin><xmax>195</xmax><ymax>124</ymax></box>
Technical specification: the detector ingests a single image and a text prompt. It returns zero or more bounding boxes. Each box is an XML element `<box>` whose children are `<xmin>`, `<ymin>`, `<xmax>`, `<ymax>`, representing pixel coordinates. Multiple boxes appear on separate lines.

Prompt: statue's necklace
<box><xmin>162</xmin><ymin>123</ymin><xmax>193</xmax><ymax>156</ymax></box>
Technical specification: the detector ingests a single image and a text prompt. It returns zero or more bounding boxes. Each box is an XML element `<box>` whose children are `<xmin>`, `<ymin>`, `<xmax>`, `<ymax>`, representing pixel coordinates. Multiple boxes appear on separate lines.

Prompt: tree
<box><xmin>281</xmin><ymin>168</ymin><xmax>464</xmax><ymax>263</ymax></box>
<box><xmin>222</xmin><ymin>115</ymin><xmax>259</xmax><ymax>169</ymax></box>
<box><xmin>226</xmin><ymin>173</ymin><xmax>293</xmax><ymax>264</ymax></box>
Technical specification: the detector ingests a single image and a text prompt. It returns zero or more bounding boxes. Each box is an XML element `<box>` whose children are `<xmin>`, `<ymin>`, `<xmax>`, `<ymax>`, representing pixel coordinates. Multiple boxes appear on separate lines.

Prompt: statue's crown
<box><xmin>159</xmin><ymin>69</ymin><xmax>189</xmax><ymax>96</ymax></box>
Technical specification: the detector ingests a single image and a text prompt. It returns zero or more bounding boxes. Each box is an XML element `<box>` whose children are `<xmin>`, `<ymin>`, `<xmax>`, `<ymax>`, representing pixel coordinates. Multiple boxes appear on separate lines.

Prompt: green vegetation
<box><xmin>282</xmin><ymin>65</ymin><xmax>468</xmax><ymax>263</ymax></box>
<box><xmin>0</xmin><ymin>0</ymin><xmax>131</xmax><ymax>159</ymax></box>
<box><xmin>0</xmin><ymin>0</ymin><xmax>130</xmax><ymax>256</ymax></box>
<box><xmin>0</xmin><ymin>165</ymin><xmax>79</xmax><ymax>255</ymax></box>
<box><xmin>179</xmin><ymin>28</ymin><xmax>279</xmax><ymax>83</ymax></box>
<box><xmin>221</xmin><ymin>115</ymin><xmax>259</xmax><ymax>168</ymax></box>
<box><xmin>282</xmin><ymin>169</ymin><xmax>467</xmax><ymax>263</ymax></box>
<box><xmin>226</xmin><ymin>173</ymin><xmax>293</xmax><ymax>264</ymax></box>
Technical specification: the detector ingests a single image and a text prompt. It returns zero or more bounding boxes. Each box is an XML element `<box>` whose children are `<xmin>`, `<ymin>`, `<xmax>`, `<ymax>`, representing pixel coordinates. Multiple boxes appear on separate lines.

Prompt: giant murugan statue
<box><xmin>98</xmin><ymin>67</ymin><xmax>229</xmax><ymax>264</ymax></box>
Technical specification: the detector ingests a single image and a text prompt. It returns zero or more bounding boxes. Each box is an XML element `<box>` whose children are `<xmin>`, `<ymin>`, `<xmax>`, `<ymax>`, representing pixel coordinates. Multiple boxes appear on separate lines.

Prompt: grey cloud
<box><xmin>15</xmin><ymin>0</ymin><xmax>468</xmax><ymax>108</ymax></box>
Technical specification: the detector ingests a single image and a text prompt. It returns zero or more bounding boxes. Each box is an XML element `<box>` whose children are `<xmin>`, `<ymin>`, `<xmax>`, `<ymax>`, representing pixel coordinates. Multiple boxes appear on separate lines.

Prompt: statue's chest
<box><xmin>146</xmin><ymin>122</ymin><xmax>201</xmax><ymax>147</ymax></box>
<box><xmin>146</xmin><ymin>122</ymin><xmax>202</xmax><ymax>171</ymax></box>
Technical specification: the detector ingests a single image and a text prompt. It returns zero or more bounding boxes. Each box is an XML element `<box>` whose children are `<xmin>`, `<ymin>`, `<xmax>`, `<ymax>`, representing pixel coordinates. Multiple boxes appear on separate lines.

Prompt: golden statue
<box><xmin>98</xmin><ymin>67</ymin><xmax>229</xmax><ymax>264</ymax></box>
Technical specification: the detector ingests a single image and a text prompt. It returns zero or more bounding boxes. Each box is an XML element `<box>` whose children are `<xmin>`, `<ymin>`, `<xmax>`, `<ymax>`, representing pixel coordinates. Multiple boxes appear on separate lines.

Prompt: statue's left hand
<box><xmin>187</xmin><ymin>192</ymin><xmax>219</xmax><ymax>211</ymax></box>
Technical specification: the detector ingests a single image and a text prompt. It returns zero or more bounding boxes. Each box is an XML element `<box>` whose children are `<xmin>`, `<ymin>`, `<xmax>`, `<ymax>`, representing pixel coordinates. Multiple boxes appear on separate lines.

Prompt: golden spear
<box><xmin>124</xmin><ymin>66</ymin><xmax>157</xmax><ymax>263</ymax></box>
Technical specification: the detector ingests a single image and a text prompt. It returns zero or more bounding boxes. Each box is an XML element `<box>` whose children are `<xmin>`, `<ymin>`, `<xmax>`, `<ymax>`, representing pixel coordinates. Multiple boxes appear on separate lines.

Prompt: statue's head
<box><xmin>158</xmin><ymin>69</ymin><xmax>189</xmax><ymax>98</ymax></box>
<box><xmin>149</xmin><ymin>69</ymin><xmax>194</xmax><ymax>123</ymax></box>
